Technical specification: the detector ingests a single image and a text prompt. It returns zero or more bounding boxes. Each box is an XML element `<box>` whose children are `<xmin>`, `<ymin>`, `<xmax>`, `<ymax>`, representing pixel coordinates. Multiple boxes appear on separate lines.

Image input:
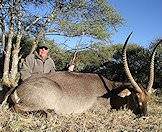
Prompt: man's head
<box><xmin>37</xmin><ymin>46</ymin><xmax>49</xmax><ymax>60</ymax></box>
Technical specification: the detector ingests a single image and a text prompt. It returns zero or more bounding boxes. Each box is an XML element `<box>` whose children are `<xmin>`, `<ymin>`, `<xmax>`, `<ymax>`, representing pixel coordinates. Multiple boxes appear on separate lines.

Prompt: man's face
<box><xmin>38</xmin><ymin>47</ymin><xmax>48</xmax><ymax>59</ymax></box>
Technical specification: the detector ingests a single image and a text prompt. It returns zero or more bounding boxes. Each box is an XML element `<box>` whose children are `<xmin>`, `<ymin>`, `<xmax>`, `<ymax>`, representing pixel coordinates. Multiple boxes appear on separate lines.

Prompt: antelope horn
<box><xmin>122</xmin><ymin>32</ymin><xmax>143</xmax><ymax>93</ymax></box>
<box><xmin>147</xmin><ymin>40</ymin><xmax>162</xmax><ymax>93</ymax></box>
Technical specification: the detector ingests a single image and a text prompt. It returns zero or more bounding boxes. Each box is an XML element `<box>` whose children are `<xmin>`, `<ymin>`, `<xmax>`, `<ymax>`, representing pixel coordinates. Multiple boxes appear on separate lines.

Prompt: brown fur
<box><xmin>10</xmin><ymin>72</ymin><xmax>147</xmax><ymax>115</ymax></box>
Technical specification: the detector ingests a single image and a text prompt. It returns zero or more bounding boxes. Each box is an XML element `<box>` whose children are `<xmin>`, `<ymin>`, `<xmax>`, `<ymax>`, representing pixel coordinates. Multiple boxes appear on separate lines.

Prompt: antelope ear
<box><xmin>118</xmin><ymin>89</ymin><xmax>131</xmax><ymax>98</ymax></box>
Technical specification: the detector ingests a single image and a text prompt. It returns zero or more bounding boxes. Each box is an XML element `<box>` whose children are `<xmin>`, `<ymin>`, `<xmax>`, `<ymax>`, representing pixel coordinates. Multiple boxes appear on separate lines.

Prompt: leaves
<box><xmin>49</xmin><ymin>0</ymin><xmax>123</xmax><ymax>39</ymax></box>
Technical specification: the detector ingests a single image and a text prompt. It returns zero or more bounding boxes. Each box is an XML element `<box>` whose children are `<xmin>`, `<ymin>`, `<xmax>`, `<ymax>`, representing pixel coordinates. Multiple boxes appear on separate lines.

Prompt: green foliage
<box><xmin>76</xmin><ymin>50</ymin><xmax>100</xmax><ymax>72</ymax></box>
<box><xmin>49</xmin><ymin>0</ymin><xmax>123</xmax><ymax>39</ymax></box>
<box><xmin>49</xmin><ymin>45</ymin><xmax>70</xmax><ymax>71</ymax></box>
<box><xmin>96</xmin><ymin>44</ymin><xmax>151</xmax><ymax>83</ymax></box>
<box><xmin>66</xmin><ymin>43</ymin><xmax>151</xmax><ymax>85</ymax></box>
<box><xmin>19</xmin><ymin>0</ymin><xmax>123</xmax><ymax>40</ymax></box>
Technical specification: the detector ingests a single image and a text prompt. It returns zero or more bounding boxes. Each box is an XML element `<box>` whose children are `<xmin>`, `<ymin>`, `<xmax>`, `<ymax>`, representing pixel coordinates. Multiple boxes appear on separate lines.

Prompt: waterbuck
<box><xmin>9</xmin><ymin>34</ymin><xmax>160</xmax><ymax>116</ymax></box>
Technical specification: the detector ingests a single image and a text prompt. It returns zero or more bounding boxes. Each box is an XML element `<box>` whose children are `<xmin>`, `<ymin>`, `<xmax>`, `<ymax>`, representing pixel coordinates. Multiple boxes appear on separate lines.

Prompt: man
<box><xmin>20</xmin><ymin>45</ymin><xmax>56</xmax><ymax>81</ymax></box>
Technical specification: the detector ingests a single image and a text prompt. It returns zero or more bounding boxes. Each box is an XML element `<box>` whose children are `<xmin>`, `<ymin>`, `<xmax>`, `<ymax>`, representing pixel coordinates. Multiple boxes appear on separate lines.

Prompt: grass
<box><xmin>0</xmin><ymin>96</ymin><xmax>161</xmax><ymax>132</ymax></box>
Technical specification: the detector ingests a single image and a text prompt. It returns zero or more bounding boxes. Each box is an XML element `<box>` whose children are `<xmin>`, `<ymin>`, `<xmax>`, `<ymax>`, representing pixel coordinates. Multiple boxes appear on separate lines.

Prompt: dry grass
<box><xmin>0</xmin><ymin>96</ymin><xmax>161</xmax><ymax>132</ymax></box>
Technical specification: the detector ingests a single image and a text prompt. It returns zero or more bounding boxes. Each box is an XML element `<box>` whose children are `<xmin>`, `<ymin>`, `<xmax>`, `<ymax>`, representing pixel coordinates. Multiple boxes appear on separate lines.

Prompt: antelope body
<box><xmin>11</xmin><ymin>72</ymin><xmax>138</xmax><ymax>115</ymax></box>
<box><xmin>9</xmin><ymin>34</ymin><xmax>161</xmax><ymax>116</ymax></box>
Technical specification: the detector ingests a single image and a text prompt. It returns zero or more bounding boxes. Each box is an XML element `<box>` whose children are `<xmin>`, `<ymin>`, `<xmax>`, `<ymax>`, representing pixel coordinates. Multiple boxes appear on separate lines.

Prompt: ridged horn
<box><xmin>122</xmin><ymin>32</ymin><xmax>143</xmax><ymax>93</ymax></box>
<box><xmin>147</xmin><ymin>40</ymin><xmax>162</xmax><ymax>93</ymax></box>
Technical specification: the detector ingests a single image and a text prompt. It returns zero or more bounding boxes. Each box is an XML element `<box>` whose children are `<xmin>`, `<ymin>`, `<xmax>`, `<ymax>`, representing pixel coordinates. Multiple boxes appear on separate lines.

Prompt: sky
<box><xmin>109</xmin><ymin>0</ymin><xmax>162</xmax><ymax>48</ymax></box>
<box><xmin>1</xmin><ymin>1</ymin><xmax>161</xmax><ymax>49</ymax></box>
<box><xmin>50</xmin><ymin>0</ymin><xmax>162</xmax><ymax>49</ymax></box>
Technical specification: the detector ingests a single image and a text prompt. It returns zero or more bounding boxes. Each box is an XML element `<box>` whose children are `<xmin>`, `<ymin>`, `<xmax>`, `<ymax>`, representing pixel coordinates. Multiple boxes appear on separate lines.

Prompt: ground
<box><xmin>0</xmin><ymin>95</ymin><xmax>161</xmax><ymax>132</ymax></box>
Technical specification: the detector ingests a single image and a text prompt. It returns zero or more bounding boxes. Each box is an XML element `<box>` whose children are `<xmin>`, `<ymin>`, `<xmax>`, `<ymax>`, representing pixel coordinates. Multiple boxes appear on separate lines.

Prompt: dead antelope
<box><xmin>9</xmin><ymin>34</ymin><xmax>160</xmax><ymax>116</ymax></box>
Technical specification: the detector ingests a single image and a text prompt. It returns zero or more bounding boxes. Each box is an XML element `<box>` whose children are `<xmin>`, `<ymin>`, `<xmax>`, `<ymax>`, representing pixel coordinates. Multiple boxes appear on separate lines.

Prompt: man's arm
<box><xmin>49</xmin><ymin>59</ymin><xmax>56</xmax><ymax>72</ymax></box>
<box><xmin>20</xmin><ymin>54</ymin><xmax>34</xmax><ymax>81</ymax></box>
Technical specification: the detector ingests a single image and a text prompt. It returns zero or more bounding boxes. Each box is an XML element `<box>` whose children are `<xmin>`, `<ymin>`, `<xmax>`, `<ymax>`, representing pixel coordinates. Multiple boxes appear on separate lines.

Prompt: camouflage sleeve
<box><xmin>50</xmin><ymin>59</ymin><xmax>56</xmax><ymax>72</ymax></box>
<box><xmin>20</xmin><ymin>54</ymin><xmax>34</xmax><ymax>81</ymax></box>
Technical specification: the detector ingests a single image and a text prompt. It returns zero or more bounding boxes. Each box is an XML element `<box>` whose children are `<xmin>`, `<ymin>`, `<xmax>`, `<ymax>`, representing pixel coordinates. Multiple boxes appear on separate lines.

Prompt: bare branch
<box><xmin>25</xmin><ymin>16</ymin><xmax>41</xmax><ymax>31</ymax></box>
<box><xmin>29</xmin><ymin>15</ymin><xmax>53</xmax><ymax>54</ymax></box>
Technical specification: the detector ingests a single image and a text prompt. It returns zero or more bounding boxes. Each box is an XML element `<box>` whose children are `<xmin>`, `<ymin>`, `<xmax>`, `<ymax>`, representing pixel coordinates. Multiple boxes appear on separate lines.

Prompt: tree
<box><xmin>47</xmin><ymin>0</ymin><xmax>123</xmax><ymax>39</ymax></box>
<box><xmin>71</xmin><ymin>43</ymin><xmax>152</xmax><ymax>85</ymax></box>
<box><xmin>0</xmin><ymin>0</ymin><xmax>123</xmax><ymax>87</ymax></box>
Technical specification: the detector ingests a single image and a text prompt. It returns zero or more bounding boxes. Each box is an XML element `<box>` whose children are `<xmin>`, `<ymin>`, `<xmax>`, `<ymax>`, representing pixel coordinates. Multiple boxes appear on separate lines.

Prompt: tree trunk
<box><xmin>2</xmin><ymin>6</ymin><xmax>14</xmax><ymax>87</ymax></box>
<box><xmin>10</xmin><ymin>10</ymin><xmax>22</xmax><ymax>87</ymax></box>
<box><xmin>0</xmin><ymin>17</ymin><xmax>5</xmax><ymax>49</ymax></box>
<box><xmin>10</xmin><ymin>35</ymin><xmax>22</xmax><ymax>87</ymax></box>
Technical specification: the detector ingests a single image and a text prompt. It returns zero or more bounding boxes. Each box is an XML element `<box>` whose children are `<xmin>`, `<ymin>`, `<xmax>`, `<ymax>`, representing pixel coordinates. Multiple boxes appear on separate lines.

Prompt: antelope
<box><xmin>9</xmin><ymin>33</ymin><xmax>160</xmax><ymax>116</ymax></box>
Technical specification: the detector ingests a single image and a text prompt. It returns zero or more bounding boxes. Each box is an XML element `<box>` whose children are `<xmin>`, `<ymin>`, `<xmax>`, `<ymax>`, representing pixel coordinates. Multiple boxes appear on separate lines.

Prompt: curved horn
<box><xmin>122</xmin><ymin>32</ymin><xmax>143</xmax><ymax>93</ymax></box>
<box><xmin>147</xmin><ymin>40</ymin><xmax>162</xmax><ymax>93</ymax></box>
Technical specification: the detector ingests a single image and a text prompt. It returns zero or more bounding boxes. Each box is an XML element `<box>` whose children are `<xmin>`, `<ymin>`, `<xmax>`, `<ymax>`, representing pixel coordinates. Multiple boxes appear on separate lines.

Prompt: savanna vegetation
<box><xmin>0</xmin><ymin>0</ymin><xmax>162</xmax><ymax>131</ymax></box>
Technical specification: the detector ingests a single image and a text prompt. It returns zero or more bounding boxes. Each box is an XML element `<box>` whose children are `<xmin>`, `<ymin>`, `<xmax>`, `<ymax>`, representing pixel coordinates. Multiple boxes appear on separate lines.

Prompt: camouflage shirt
<box><xmin>20</xmin><ymin>52</ymin><xmax>56</xmax><ymax>81</ymax></box>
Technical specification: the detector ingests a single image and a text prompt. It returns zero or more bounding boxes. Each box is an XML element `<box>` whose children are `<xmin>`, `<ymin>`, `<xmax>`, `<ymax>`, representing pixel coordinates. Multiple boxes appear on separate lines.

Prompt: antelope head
<box><xmin>123</xmin><ymin>33</ymin><xmax>161</xmax><ymax>116</ymax></box>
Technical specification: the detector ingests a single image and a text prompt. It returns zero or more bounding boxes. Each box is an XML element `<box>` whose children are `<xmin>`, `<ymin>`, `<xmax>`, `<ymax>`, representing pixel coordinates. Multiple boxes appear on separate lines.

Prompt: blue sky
<box><xmin>109</xmin><ymin>0</ymin><xmax>162</xmax><ymax>48</ymax></box>
<box><xmin>45</xmin><ymin>0</ymin><xmax>162</xmax><ymax>49</ymax></box>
